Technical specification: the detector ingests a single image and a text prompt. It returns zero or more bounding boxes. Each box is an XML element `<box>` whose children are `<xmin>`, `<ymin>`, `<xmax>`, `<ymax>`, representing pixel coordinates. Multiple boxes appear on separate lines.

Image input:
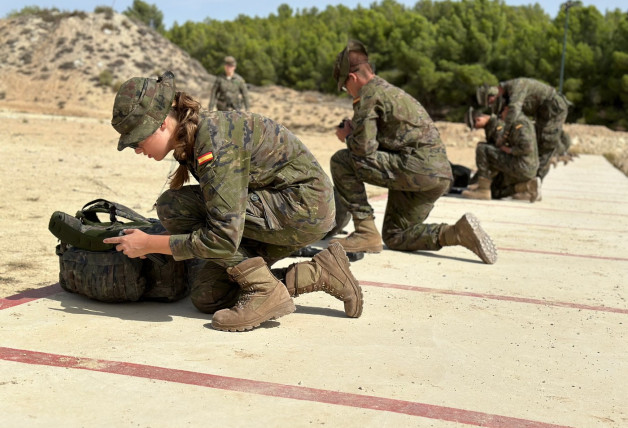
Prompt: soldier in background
<box><xmin>208</xmin><ymin>56</ymin><xmax>250</xmax><ymax>112</ymax></box>
<box><xmin>477</xmin><ymin>78</ymin><xmax>569</xmax><ymax>180</ymax></box>
<box><xmin>105</xmin><ymin>71</ymin><xmax>362</xmax><ymax>332</ymax></box>
<box><xmin>329</xmin><ymin>40</ymin><xmax>497</xmax><ymax>265</ymax></box>
<box><xmin>462</xmin><ymin>95</ymin><xmax>541</xmax><ymax>202</ymax></box>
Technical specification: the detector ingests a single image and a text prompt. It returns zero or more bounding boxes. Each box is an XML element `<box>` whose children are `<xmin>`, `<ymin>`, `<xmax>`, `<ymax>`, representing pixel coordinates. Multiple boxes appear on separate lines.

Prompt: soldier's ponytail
<box><xmin>169</xmin><ymin>92</ymin><xmax>201</xmax><ymax>190</ymax></box>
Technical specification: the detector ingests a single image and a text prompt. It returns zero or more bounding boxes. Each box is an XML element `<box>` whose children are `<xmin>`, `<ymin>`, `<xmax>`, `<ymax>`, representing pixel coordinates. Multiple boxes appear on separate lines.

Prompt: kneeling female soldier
<box><xmin>104</xmin><ymin>71</ymin><xmax>362</xmax><ymax>331</ymax></box>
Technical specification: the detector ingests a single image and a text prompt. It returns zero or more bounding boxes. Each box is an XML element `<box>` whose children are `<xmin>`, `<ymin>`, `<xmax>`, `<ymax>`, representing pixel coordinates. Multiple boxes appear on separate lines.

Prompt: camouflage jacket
<box><xmin>169</xmin><ymin>111</ymin><xmax>334</xmax><ymax>261</ymax></box>
<box><xmin>208</xmin><ymin>73</ymin><xmax>250</xmax><ymax>111</ymax></box>
<box><xmin>501</xmin><ymin>78</ymin><xmax>556</xmax><ymax>125</ymax></box>
<box><xmin>347</xmin><ymin>76</ymin><xmax>452</xmax><ymax>180</ymax></box>
<box><xmin>501</xmin><ymin>112</ymin><xmax>539</xmax><ymax>175</ymax></box>
<box><xmin>485</xmin><ymin>114</ymin><xmax>504</xmax><ymax>145</ymax></box>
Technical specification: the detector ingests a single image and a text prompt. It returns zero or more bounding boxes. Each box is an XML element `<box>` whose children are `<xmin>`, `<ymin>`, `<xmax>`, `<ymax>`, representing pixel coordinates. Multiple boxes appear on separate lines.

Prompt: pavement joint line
<box><xmin>437</xmin><ymin>199</ymin><xmax>628</xmax><ymax>218</ymax></box>
<box><xmin>497</xmin><ymin>247</ymin><xmax>628</xmax><ymax>262</ymax></box>
<box><xmin>548</xmin><ymin>195</ymin><xmax>628</xmax><ymax>204</ymax></box>
<box><xmin>3</xmin><ymin>280</ymin><xmax>627</xmax><ymax>316</ymax></box>
<box><xmin>373</xmin><ymin>211</ymin><xmax>627</xmax><ymax>233</ymax></box>
<box><xmin>479</xmin><ymin>220</ymin><xmax>626</xmax><ymax>233</ymax></box>
<box><xmin>0</xmin><ymin>346</ymin><xmax>571</xmax><ymax>428</ymax></box>
<box><xmin>360</xmin><ymin>281</ymin><xmax>628</xmax><ymax>315</ymax></box>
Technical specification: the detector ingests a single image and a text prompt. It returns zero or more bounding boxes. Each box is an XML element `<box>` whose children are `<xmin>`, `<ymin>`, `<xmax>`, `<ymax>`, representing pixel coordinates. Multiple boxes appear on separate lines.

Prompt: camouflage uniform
<box><xmin>208</xmin><ymin>73</ymin><xmax>250</xmax><ymax>111</ymax></box>
<box><xmin>476</xmin><ymin>112</ymin><xmax>539</xmax><ymax>199</ymax></box>
<box><xmin>157</xmin><ymin>111</ymin><xmax>334</xmax><ymax>312</ymax></box>
<box><xmin>484</xmin><ymin>114</ymin><xmax>504</xmax><ymax>145</ymax></box>
<box><xmin>330</xmin><ymin>76</ymin><xmax>453</xmax><ymax>251</ymax></box>
<box><xmin>500</xmin><ymin>78</ymin><xmax>569</xmax><ymax>178</ymax></box>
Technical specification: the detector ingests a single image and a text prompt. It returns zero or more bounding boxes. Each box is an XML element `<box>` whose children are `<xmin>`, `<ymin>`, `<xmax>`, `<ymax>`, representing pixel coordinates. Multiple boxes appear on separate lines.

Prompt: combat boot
<box><xmin>284</xmin><ymin>242</ymin><xmax>363</xmax><ymax>318</ymax></box>
<box><xmin>512</xmin><ymin>177</ymin><xmax>541</xmax><ymax>203</ymax></box>
<box><xmin>461</xmin><ymin>177</ymin><xmax>491</xmax><ymax>200</ymax></box>
<box><xmin>439</xmin><ymin>213</ymin><xmax>497</xmax><ymax>264</ymax></box>
<box><xmin>211</xmin><ymin>257</ymin><xmax>296</xmax><ymax>332</ymax></box>
<box><xmin>330</xmin><ymin>216</ymin><xmax>383</xmax><ymax>253</ymax></box>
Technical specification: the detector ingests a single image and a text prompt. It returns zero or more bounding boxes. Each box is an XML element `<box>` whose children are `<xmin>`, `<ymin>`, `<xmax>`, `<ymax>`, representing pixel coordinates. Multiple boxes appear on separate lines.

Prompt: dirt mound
<box><xmin>0</xmin><ymin>10</ymin><xmax>212</xmax><ymax>118</ymax></box>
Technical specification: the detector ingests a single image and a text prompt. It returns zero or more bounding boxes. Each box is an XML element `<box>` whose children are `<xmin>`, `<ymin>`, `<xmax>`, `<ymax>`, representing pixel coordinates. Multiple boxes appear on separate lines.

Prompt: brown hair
<box><xmin>169</xmin><ymin>92</ymin><xmax>201</xmax><ymax>189</ymax></box>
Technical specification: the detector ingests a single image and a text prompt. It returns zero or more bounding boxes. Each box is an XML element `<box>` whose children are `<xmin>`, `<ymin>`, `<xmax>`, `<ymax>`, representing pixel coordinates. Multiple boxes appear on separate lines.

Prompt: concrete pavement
<box><xmin>1</xmin><ymin>154</ymin><xmax>626</xmax><ymax>427</ymax></box>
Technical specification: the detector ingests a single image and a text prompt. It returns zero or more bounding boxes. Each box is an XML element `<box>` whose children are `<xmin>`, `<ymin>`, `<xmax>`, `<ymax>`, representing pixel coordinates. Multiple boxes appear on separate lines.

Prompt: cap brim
<box><xmin>116</xmin><ymin>115</ymin><xmax>161</xmax><ymax>151</ymax></box>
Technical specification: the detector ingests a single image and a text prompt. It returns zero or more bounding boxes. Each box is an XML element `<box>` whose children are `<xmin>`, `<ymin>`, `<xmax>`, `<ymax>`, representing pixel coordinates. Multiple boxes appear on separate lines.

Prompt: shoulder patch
<box><xmin>497</xmin><ymin>126</ymin><xmax>503</xmax><ymax>131</ymax></box>
<box><xmin>515</xmin><ymin>124</ymin><xmax>523</xmax><ymax>130</ymax></box>
<box><xmin>197</xmin><ymin>151</ymin><xmax>214</xmax><ymax>166</ymax></box>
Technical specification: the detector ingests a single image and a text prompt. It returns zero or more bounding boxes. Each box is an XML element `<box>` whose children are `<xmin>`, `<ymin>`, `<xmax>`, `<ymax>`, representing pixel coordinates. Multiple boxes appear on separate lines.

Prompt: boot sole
<box><xmin>460</xmin><ymin>213</ymin><xmax>498</xmax><ymax>265</ymax></box>
<box><xmin>211</xmin><ymin>300</ymin><xmax>296</xmax><ymax>332</ymax></box>
<box><xmin>326</xmin><ymin>242</ymin><xmax>364</xmax><ymax>318</ymax></box>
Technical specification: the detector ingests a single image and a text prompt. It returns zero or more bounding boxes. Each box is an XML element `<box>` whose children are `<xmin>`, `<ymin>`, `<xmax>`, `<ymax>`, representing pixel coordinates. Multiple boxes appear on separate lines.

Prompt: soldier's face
<box><xmin>474</xmin><ymin>115</ymin><xmax>489</xmax><ymax>128</ymax></box>
<box><xmin>134</xmin><ymin>120</ymin><xmax>173</xmax><ymax>161</ymax></box>
<box><xmin>224</xmin><ymin>64</ymin><xmax>236</xmax><ymax>76</ymax></box>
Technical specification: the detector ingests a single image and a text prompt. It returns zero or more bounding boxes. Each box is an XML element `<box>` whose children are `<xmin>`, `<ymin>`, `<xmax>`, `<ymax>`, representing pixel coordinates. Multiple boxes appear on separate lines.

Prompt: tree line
<box><xmin>7</xmin><ymin>1</ymin><xmax>628</xmax><ymax>129</ymax></box>
<box><xmin>165</xmin><ymin>0</ymin><xmax>627</xmax><ymax>130</ymax></box>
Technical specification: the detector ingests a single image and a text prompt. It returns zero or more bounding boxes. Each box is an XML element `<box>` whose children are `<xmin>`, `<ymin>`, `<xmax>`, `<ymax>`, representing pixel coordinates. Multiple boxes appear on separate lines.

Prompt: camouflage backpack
<box><xmin>49</xmin><ymin>199</ymin><xmax>189</xmax><ymax>303</ymax></box>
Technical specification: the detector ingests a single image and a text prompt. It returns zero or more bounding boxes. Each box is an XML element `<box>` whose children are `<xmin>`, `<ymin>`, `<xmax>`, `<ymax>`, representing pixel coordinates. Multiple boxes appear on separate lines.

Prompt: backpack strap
<box><xmin>78</xmin><ymin>199</ymin><xmax>149</xmax><ymax>224</ymax></box>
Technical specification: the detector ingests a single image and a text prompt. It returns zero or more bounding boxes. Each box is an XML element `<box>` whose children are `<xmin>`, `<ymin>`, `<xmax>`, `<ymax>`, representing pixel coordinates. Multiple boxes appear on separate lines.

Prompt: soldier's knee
<box><xmin>330</xmin><ymin>149</ymin><xmax>351</xmax><ymax>170</ymax></box>
<box><xmin>155</xmin><ymin>189</ymin><xmax>177</xmax><ymax>220</ymax></box>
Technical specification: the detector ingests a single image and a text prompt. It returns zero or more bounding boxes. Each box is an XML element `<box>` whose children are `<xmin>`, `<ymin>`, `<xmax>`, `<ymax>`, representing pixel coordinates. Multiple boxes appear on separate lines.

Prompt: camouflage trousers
<box><xmin>476</xmin><ymin>143</ymin><xmax>538</xmax><ymax>195</ymax></box>
<box><xmin>535</xmin><ymin>94</ymin><xmax>569</xmax><ymax>178</ymax></box>
<box><xmin>156</xmin><ymin>185</ymin><xmax>330</xmax><ymax>313</ymax></box>
<box><xmin>330</xmin><ymin>148</ymin><xmax>451</xmax><ymax>252</ymax></box>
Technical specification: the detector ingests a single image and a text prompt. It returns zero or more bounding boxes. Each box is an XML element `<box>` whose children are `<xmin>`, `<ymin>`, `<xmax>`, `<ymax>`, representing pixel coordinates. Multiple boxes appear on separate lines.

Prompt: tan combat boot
<box><xmin>512</xmin><ymin>177</ymin><xmax>541</xmax><ymax>203</ymax></box>
<box><xmin>211</xmin><ymin>257</ymin><xmax>296</xmax><ymax>332</ymax></box>
<box><xmin>284</xmin><ymin>242</ymin><xmax>363</xmax><ymax>318</ymax></box>
<box><xmin>330</xmin><ymin>216</ymin><xmax>383</xmax><ymax>253</ymax></box>
<box><xmin>461</xmin><ymin>177</ymin><xmax>491</xmax><ymax>200</ymax></box>
<box><xmin>439</xmin><ymin>213</ymin><xmax>498</xmax><ymax>264</ymax></box>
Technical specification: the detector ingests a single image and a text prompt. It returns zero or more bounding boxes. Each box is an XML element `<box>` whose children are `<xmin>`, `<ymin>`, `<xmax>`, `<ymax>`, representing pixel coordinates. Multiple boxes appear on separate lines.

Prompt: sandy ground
<box><xmin>0</xmin><ymin>108</ymin><xmax>474</xmax><ymax>298</ymax></box>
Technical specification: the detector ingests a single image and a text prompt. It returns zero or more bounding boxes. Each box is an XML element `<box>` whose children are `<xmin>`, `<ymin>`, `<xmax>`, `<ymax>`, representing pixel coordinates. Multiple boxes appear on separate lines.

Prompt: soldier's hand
<box><xmin>336</xmin><ymin>119</ymin><xmax>352</xmax><ymax>143</ymax></box>
<box><xmin>103</xmin><ymin>229</ymin><xmax>150</xmax><ymax>259</ymax></box>
<box><xmin>499</xmin><ymin>145</ymin><xmax>512</xmax><ymax>154</ymax></box>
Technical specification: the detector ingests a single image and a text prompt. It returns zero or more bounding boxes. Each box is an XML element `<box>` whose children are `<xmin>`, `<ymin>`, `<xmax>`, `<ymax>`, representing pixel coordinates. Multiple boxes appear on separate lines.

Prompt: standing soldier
<box><xmin>329</xmin><ymin>40</ymin><xmax>497</xmax><ymax>264</ymax></box>
<box><xmin>462</xmin><ymin>96</ymin><xmax>541</xmax><ymax>202</ymax></box>
<box><xmin>208</xmin><ymin>56</ymin><xmax>250</xmax><ymax>112</ymax></box>
<box><xmin>105</xmin><ymin>71</ymin><xmax>362</xmax><ymax>332</ymax></box>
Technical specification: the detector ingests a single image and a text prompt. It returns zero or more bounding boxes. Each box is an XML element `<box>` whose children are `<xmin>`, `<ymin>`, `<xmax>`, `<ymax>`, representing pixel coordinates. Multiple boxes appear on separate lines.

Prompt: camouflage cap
<box><xmin>224</xmin><ymin>56</ymin><xmax>236</xmax><ymax>66</ymax></box>
<box><xmin>332</xmin><ymin>39</ymin><xmax>368</xmax><ymax>92</ymax></box>
<box><xmin>111</xmin><ymin>71</ymin><xmax>176</xmax><ymax>151</ymax></box>
<box><xmin>476</xmin><ymin>84</ymin><xmax>499</xmax><ymax>107</ymax></box>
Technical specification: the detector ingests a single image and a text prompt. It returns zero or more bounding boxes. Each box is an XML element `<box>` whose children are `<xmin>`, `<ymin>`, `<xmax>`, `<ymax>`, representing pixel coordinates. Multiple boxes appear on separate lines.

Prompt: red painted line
<box><xmin>0</xmin><ymin>346</ymin><xmax>570</xmax><ymax>428</ymax></box>
<box><xmin>498</xmin><ymin>247</ymin><xmax>628</xmax><ymax>262</ymax></box>
<box><xmin>360</xmin><ymin>280</ymin><xmax>628</xmax><ymax>315</ymax></box>
<box><xmin>0</xmin><ymin>283</ymin><xmax>62</xmax><ymax>310</ymax></box>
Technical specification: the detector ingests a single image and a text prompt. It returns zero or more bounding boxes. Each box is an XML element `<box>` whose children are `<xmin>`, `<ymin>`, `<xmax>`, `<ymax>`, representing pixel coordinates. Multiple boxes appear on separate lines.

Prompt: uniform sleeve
<box><xmin>509</xmin><ymin>120</ymin><xmax>536</xmax><ymax>157</ymax></box>
<box><xmin>208</xmin><ymin>79</ymin><xmax>219</xmax><ymax>111</ymax></box>
<box><xmin>240</xmin><ymin>79</ymin><xmax>250</xmax><ymax>111</ymax></box>
<box><xmin>169</xmin><ymin>144</ymin><xmax>250</xmax><ymax>261</ymax></box>
<box><xmin>504</xmin><ymin>81</ymin><xmax>527</xmax><ymax>126</ymax></box>
<box><xmin>345</xmin><ymin>100</ymin><xmax>380</xmax><ymax>157</ymax></box>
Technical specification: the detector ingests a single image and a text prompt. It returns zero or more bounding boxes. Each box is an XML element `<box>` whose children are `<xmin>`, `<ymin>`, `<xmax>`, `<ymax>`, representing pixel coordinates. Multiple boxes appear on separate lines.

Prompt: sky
<box><xmin>0</xmin><ymin>0</ymin><xmax>625</xmax><ymax>28</ymax></box>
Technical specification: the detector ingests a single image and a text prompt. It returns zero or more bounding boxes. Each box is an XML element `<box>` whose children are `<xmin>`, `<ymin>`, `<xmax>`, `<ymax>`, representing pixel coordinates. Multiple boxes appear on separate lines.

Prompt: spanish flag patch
<box><xmin>198</xmin><ymin>152</ymin><xmax>214</xmax><ymax>165</ymax></box>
